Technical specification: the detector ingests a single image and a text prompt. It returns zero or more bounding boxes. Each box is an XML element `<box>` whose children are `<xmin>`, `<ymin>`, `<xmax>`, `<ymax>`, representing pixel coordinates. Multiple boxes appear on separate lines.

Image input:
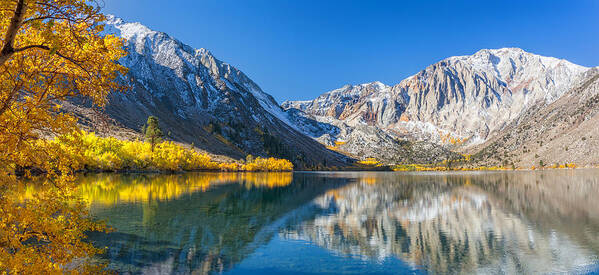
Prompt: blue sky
<box><xmin>103</xmin><ymin>0</ymin><xmax>599</xmax><ymax>102</ymax></box>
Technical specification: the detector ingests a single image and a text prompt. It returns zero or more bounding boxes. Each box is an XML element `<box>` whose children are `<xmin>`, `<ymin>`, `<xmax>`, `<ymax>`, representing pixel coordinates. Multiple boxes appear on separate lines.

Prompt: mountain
<box><xmin>472</xmin><ymin>67</ymin><xmax>599</xmax><ymax>167</ymax></box>
<box><xmin>65</xmin><ymin>16</ymin><xmax>596</xmax><ymax>167</ymax></box>
<box><xmin>282</xmin><ymin>82</ymin><xmax>458</xmax><ymax>163</ymax></box>
<box><xmin>67</xmin><ymin>17</ymin><xmax>349</xmax><ymax>168</ymax></box>
<box><xmin>283</xmin><ymin>48</ymin><xmax>591</xmax><ymax>164</ymax></box>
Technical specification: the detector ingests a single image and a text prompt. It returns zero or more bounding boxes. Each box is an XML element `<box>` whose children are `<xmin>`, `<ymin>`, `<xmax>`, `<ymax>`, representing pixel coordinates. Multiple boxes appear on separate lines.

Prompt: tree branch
<box><xmin>21</xmin><ymin>15</ymin><xmax>65</xmax><ymax>26</ymax></box>
<box><xmin>0</xmin><ymin>0</ymin><xmax>27</xmax><ymax>66</ymax></box>
<box><xmin>0</xmin><ymin>83</ymin><xmax>21</xmax><ymax>117</ymax></box>
<box><xmin>12</xmin><ymin>44</ymin><xmax>50</xmax><ymax>53</ymax></box>
<box><xmin>11</xmin><ymin>44</ymin><xmax>92</xmax><ymax>76</ymax></box>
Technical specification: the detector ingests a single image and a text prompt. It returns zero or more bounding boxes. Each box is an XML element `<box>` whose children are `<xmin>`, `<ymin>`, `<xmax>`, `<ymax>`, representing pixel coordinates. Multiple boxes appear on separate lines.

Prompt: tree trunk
<box><xmin>0</xmin><ymin>0</ymin><xmax>27</xmax><ymax>66</ymax></box>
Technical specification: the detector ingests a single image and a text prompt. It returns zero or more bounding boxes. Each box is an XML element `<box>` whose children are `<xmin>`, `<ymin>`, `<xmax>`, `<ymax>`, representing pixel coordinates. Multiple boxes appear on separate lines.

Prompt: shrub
<box><xmin>42</xmin><ymin>132</ymin><xmax>292</xmax><ymax>172</ymax></box>
<box><xmin>242</xmin><ymin>156</ymin><xmax>293</xmax><ymax>171</ymax></box>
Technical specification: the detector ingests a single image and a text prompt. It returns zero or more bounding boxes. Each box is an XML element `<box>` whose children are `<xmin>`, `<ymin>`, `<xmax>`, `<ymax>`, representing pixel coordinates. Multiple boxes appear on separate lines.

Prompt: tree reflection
<box><xmin>76</xmin><ymin>172</ymin><xmax>293</xmax><ymax>205</ymax></box>
<box><xmin>45</xmin><ymin>170</ymin><xmax>599</xmax><ymax>274</ymax></box>
<box><xmin>82</xmin><ymin>172</ymin><xmax>346</xmax><ymax>274</ymax></box>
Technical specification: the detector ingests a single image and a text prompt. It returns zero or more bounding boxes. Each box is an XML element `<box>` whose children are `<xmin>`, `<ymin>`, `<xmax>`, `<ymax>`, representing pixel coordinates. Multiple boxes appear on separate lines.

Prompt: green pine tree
<box><xmin>144</xmin><ymin>116</ymin><xmax>163</xmax><ymax>152</ymax></box>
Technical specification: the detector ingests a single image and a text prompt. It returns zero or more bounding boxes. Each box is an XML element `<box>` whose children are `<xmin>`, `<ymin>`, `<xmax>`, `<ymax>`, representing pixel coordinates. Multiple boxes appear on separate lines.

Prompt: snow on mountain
<box><xmin>105</xmin><ymin>15</ymin><xmax>287</xmax><ymax>120</ymax></box>
<box><xmin>92</xmin><ymin>17</ymin><xmax>593</xmax><ymax>166</ymax></box>
<box><xmin>80</xmin><ymin>16</ymin><xmax>349</xmax><ymax>166</ymax></box>
<box><xmin>283</xmin><ymin>48</ymin><xmax>589</xmax><ymax>153</ymax></box>
<box><xmin>474</xmin><ymin>67</ymin><xmax>599</xmax><ymax>167</ymax></box>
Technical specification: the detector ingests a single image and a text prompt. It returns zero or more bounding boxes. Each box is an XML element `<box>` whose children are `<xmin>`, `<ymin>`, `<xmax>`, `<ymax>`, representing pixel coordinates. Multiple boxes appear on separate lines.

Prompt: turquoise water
<box><xmin>81</xmin><ymin>170</ymin><xmax>599</xmax><ymax>274</ymax></box>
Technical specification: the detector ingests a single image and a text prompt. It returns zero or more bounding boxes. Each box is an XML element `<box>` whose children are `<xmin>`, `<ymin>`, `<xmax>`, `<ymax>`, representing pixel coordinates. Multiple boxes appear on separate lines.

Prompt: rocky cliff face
<box><xmin>282</xmin><ymin>82</ymin><xmax>457</xmax><ymax>163</ymax></box>
<box><xmin>472</xmin><ymin>67</ymin><xmax>599</xmax><ymax>167</ymax></box>
<box><xmin>283</xmin><ymin>48</ymin><xmax>590</xmax><ymax>164</ymax></box>
<box><xmin>399</xmin><ymin>48</ymin><xmax>586</xmax><ymax>141</ymax></box>
<box><xmin>67</xmin><ymin>16</ymin><xmax>595</xmax><ymax>167</ymax></box>
<box><xmin>70</xmin><ymin>17</ymin><xmax>349</xmax><ymax>167</ymax></box>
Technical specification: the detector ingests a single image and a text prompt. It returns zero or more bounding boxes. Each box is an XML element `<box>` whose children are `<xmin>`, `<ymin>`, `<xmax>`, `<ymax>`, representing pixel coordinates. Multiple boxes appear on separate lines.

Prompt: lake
<box><xmin>80</xmin><ymin>170</ymin><xmax>599</xmax><ymax>274</ymax></box>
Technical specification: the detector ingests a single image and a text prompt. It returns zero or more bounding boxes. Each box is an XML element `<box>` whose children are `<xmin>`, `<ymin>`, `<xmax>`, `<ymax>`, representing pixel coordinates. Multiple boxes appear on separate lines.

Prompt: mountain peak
<box><xmin>196</xmin><ymin>48</ymin><xmax>213</xmax><ymax>57</ymax></box>
<box><xmin>449</xmin><ymin>48</ymin><xmax>587</xmax><ymax>70</ymax></box>
<box><xmin>83</xmin><ymin>15</ymin><xmax>348</xmax><ymax>166</ymax></box>
<box><xmin>477</xmin><ymin>47</ymin><xmax>525</xmax><ymax>55</ymax></box>
<box><xmin>284</xmin><ymin>47</ymin><xmax>590</xmax><ymax>150</ymax></box>
<box><xmin>104</xmin><ymin>15</ymin><xmax>155</xmax><ymax>39</ymax></box>
<box><xmin>360</xmin><ymin>81</ymin><xmax>389</xmax><ymax>89</ymax></box>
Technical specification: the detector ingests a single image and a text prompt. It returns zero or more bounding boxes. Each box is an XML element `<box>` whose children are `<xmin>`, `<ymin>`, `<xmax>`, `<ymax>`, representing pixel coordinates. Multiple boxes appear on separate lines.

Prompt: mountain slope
<box><xmin>283</xmin><ymin>48</ymin><xmax>589</xmax><ymax>164</ymax></box>
<box><xmin>286</xmin><ymin>48</ymin><xmax>587</xmax><ymax>144</ymax></box>
<box><xmin>472</xmin><ymin>67</ymin><xmax>599</xmax><ymax>167</ymax></box>
<box><xmin>69</xmin><ymin>17</ymin><xmax>350</xmax><ymax>168</ymax></box>
<box><xmin>397</xmin><ymin>48</ymin><xmax>587</xmax><ymax>142</ymax></box>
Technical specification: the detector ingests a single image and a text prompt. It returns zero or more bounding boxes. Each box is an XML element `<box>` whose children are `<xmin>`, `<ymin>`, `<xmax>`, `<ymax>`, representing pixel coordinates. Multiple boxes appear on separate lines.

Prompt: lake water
<box><xmin>80</xmin><ymin>170</ymin><xmax>599</xmax><ymax>274</ymax></box>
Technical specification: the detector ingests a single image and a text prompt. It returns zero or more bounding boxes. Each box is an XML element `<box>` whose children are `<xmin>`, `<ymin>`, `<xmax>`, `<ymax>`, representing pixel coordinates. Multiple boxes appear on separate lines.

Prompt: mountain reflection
<box><xmin>84</xmin><ymin>172</ymin><xmax>347</xmax><ymax>274</ymax></box>
<box><xmin>282</xmin><ymin>170</ymin><xmax>599</xmax><ymax>274</ymax></box>
<box><xmin>73</xmin><ymin>170</ymin><xmax>599</xmax><ymax>274</ymax></box>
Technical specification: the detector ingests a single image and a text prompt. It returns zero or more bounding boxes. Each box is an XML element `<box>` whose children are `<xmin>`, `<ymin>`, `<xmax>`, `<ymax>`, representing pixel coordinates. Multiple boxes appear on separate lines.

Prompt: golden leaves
<box><xmin>0</xmin><ymin>0</ymin><xmax>126</xmax><ymax>273</ymax></box>
<box><xmin>42</xmin><ymin>131</ymin><xmax>294</xmax><ymax>172</ymax></box>
<box><xmin>0</xmin><ymin>1</ymin><xmax>293</xmax><ymax>272</ymax></box>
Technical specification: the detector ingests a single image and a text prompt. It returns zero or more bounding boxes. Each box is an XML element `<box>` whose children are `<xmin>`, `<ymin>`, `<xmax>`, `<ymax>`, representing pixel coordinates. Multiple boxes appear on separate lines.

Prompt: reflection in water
<box><xmin>84</xmin><ymin>172</ymin><xmax>346</xmax><ymax>274</ymax></box>
<box><xmin>77</xmin><ymin>172</ymin><xmax>293</xmax><ymax>205</ymax></box>
<box><xmin>78</xmin><ymin>170</ymin><xmax>599</xmax><ymax>274</ymax></box>
<box><xmin>283</xmin><ymin>171</ymin><xmax>599</xmax><ymax>274</ymax></box>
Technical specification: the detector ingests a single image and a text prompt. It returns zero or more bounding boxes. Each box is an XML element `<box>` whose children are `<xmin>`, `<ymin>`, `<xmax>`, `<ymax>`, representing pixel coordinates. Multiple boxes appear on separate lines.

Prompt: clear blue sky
<box><xmin>103</xmin><ymin>0</ymin><xmax>599</xmax><ymax>102</ymax></box>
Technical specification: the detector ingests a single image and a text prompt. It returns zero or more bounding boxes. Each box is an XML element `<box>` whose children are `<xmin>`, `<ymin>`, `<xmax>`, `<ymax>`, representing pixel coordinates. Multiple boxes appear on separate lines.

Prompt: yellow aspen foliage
<box><xmin>0</xmin><ymin>0</ymin><xmax>126</xmax><ymax>273</ymax></box>
<box><xmin>40</xmin><ymin>132</ymin><xmax>293</xmax><ymax>172</ymax></box>
<box><xmin>241</xmin><ymin>156</ymin><xmax>293</xmax><ymax>171</ymax></box>
<box><xmin>219</xmin><ymin>162</ymin><xmax>242</xmax><ymax>171</ymax></box>
<box><xmin>326</xmin><ymin>140</ymin><xmax>346</xmax><ymax>151</ymax></box>
<box><xmin>357</xmin><ymin>158</ymin><xmax>381</xmax><ymax>166</ymax></box>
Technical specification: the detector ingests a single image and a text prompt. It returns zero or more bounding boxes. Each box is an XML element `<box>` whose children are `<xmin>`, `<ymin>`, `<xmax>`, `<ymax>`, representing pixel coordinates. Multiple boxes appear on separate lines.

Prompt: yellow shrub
<box><xmin>42</xmin><ymin>132</ymin><xmax>292</xmax><ymax>172</ymax></box>
<box><xmin>326</xmin><ymin>140</ymin><xmax>347</xmax><ymax>152</ymax></box>
<box><xmin>357</xmin><ymin>158</ymin><xmax>381</xmax><ymax>166</ymax></box>
<box><xmin>242</xmin><ymin>157</ymin><xmax>293</xmax><ymax>171</ymax></box>
<box><xmin>219</xmin><ymin>162</ymin><xmax>241</xmax><ymax>171</ymax></box>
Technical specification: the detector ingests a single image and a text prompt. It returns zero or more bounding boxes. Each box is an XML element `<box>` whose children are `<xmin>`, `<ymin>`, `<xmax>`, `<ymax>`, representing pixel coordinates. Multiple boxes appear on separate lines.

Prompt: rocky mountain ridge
<box><xmin>283</xmin><ymin>48</ymin><xmax>594</xmax><ymax>165</ymax></box>
<box><xmin>472</xmin><ymin>67</ymin><xmax>599</xmax><ymax>167</ymax></box>
<box><xmin>69</xmin><ymin>16</ymin><xmax>597</xmax><ymax>167</ymax></box>
<box><xmin>69</xmin><ymin>16</ymin><xmax>350</xmax><ymax>168</ymax></box>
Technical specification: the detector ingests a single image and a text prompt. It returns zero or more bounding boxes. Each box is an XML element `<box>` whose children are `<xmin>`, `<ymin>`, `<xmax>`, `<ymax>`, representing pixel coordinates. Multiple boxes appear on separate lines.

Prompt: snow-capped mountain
<box><xmin>69</xmin><ymin>16</ymin><xmax>595</xmax><ymax>166</ymax></box>
<box><xmin>283</xmin><ymin>48</ymin><xmax>589</xmax><ymax>152</ymax></box>
<box><xmin>73</xmin><ymin>16</ymin><xmax>349</xmax><ymax>167</ymax></box>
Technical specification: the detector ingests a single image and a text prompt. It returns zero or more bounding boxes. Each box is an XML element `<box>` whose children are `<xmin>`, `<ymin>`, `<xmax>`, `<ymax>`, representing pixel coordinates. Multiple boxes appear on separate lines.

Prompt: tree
<box><xmin>0</xmin><ymin>0</ymin><xmax>126</xmax><ymax>273</ymax></box>
<box><xmin>144</xmin><ymin>116</ymin><xmax>163</xmax><ymax>152</ymax></box>
<box><xmin>261</xmin><ymin>127</ymin><xmax>289</xmax><ymax>158</ymax></box>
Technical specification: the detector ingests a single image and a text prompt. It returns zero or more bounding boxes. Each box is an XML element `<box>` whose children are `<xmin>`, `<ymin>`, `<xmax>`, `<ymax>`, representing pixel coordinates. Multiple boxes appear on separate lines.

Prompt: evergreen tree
<box><xmin>144</xmin><ymin>116</ymin><xmax>163</xmax><ymax>151</ymax></box>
